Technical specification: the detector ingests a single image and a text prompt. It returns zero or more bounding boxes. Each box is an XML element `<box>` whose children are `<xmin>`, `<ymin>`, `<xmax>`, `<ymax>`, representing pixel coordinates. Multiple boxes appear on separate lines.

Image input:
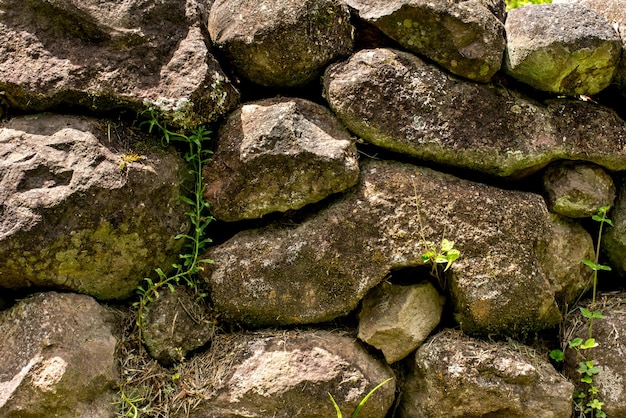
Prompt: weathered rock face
<box><xmin>0</xmin><ymin>114</ymin><xmax>188</xmax><ymax>300</ymax></box>
<box><xmin>399</xmin><ymin>329</ymin><xmax>574</xmax><ymax>418</ymax></box>
<box><xmin>543</xmin><ymin>162</ymin><xmax>616</xmax><ymax>218</ymax></box>
<box><xmin>562</xmin><ymin>293</ymin><xmax>626</xmax><ymax>417</ymax></box>
<box><xmin>177</xmin><ymin>330</ymin><xmax>396</xmax><ymax>418</ymax></box>
<box><xmin>504</xmin><ymin>3</ymin><xmax>622</xmax><ymax>96</ymax></box>
<box><xmin>554</xmin><ymin>0</ymin><xmax>626</xmax><ymax>97</ymax></box>
<box><xmin>203</xmin><ymin>97</ymin><xmax>359</xmax><ymax>222</ymax></box>
<box><xmin>0</xmin><ymin>292</ymin><xmax>118</xmax><ymax>418</ymax></box>
<box><xmin>203</xmin><ymin>159</ymin><xmax>570</xmax><ymax>337</ymax></box>
<box><xmin>543</xmin><ymin>214</ymin><xmax>594</xmax><ymax>306</ymax></box>
<box><xmin>142</xmin><ymin>286</ymin><xmax>216</xmax><ymax>365</ymax></box>
<box><xmin>602</xmin><ymin>173</ymin><xmax>626</xmax><ymax>277</ymax></box>
<box><xmin>346</xmin><ymin>0</ymin><xmax>506</xmax><ymax>82</ymax></box>
<box><xmin>324</xmin><ymin>48</ymin><xmax>626</xmax><ymax>178</ymax></box>
<box><xmin>0</xmin><ymin>0</ymin><xmax>239</xmax><ymax>128</ymax></box>
<box><xmin>208</xmin><ymin>0</ymin><xmax>354</xmax><ymax>87</ymax></box>
<box><xmin>357</xmin><ymin>281</ymin><xmax>445</xmax><ymax>364</ymax></box>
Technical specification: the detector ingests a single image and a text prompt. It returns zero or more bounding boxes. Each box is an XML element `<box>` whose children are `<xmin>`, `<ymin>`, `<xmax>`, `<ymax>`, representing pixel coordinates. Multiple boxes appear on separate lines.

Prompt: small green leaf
<box><xmin>578</xmin><ymin>362</ymin><xmax>589</xmax><ymax>373</ymax></box>
<box><xmin>549</xmin><ymin>349</ymin><xmax>564</xmax><ymax>362</ymax></box>
<box><xmin>569</xmin><ymin>338</ymin><xmax>583</xmax><ymax>348</ymax></box>
<box><xmin>580</xmin><ymin>307</ymin><xmax>593</xmax><ymax>319</ymax></box>
<box><xmin>580</xmin><ymin>338</ymin><xmax>598</xmax><ymax>350</ymax></box>
<box><xmin>581</xmin><ymin>376</ymin><xmax>593</xmax><ymax>384</ymax></box>
<box><xmin>592</xmin><ymin>311</ymin><xmax>606</xmax><ymax>319</ymax></box>
<box><xmin>440</xmin><ymin>239</ymin><xmax>454</xmax><ymax>252</ymax></box>
<box><xmin>434</xmin><ymin>255</ymin><xmax>448</xmax><ymax>264</ymax></box>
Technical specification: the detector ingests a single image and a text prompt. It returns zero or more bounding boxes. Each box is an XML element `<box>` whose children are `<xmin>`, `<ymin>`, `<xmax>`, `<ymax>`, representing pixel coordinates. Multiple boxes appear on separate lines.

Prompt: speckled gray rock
<box><xmin>203</xmin><ymin>97</ymin><xmax>359</xmax><ymax>221</ymax></box>
<box><xmin>0</xmin><ymin>114</ymin><xmax>188</xmax><ymax>300</ymax></box>
<box><xmin>0</xmin><ymin>292</ymin><xmax>118</xmax><ymax>418</ymax></box>
<box><xmin>177</xmin><ymin>330</ymin><xmax>396</xmax><ymax>418</ymax></box>
<box><xmin>399</xmin><ymin>329</ymin><xmax>574</xmax><ymax>418</ymax></box>
<box><xmin>324</xmin><ymin>48</ymin><xmax>626</xmax><ymax>178</ymax></box>
<box><xmin>346</xmin><ymin>0</ymin><xmax>505</xmax><ymax>82</ymax></box>
<box><xmin>358</xmin><ymin>281</ymin><xmax>445</xmax><ymax>363</ymax></box>
<box><xmin>543</xmin><ymin>162</ymin><xmax>616</xmax><ymax>218</ymax></box>
<box><xmin>203</xmin><ymin>159</ymin><xmax>568</xmax><ymax>337</ymax></box>
<box><xmin>0</xmin><ymin>0</ymin><xmax>239</xmax><ymax>127</ymax></box>
<box><xmin>563</xmin><ymin>293</ymin><xmax>626</xmax><ymax>417</ymax></box>
<box><xmin>554</xmin><ymin>0</ymin><xmax>626</xmax><ymax>97</ymax></box>
<box><xmin>504</xmin><ymin>3</ymin><xmax>621</xmax><ymax>96</ymax></box>
<box><xmin>208</xmin><ymin>0</ymin><xmax>353</xmax><ymax>87</ymax></box>
<box><xmin>142</xmin><ymin>286</ymin><xmax>217</xmax><ymax>365</ymax></box>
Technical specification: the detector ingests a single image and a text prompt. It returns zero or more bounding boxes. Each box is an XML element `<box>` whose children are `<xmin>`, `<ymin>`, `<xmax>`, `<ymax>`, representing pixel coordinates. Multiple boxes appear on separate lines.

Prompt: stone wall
<box><xmin>1</xmin><ymin>0</ymin><xmax>626</xmax><ymax>417</ymax></box>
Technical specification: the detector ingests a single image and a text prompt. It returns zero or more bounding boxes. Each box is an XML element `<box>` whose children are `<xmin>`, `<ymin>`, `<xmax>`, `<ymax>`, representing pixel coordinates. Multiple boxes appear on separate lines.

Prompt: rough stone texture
<box><xmin>346</xmin><ymin>0</ymin><xmax>506</xmax><ymax>82</ymax></box>
<box><xmin>0</xmin><ymin>114</ymin><xmax>188</xmax><ymax>300</ymax></box>
<box><xmin>143</xmin><ymin>286</ymin><xmax>217</xmax><ymax>365</ymax></box>
<box><xmin>554</xmin><ymin>0</ymin><xmax>626</xmax><ymax>97</ymax></box>
<box><xmin>543</xmin><ymin>214</ymin><xmax>594</xmax><ymax>306</ymax></box>
<box><xmin>0</xmin><ymin>0</ymin><xmax>239</xmax><ymax>128</ymax></box>
<box><xmin>177</xmin><ymin>330</ymin><xmax>395</xmax><ymax>418</ymax></box>
<box><xmin>563</xmin><ymin>293</ymin><xmax>626</xmax><ymax>417</ymax></box>
<box><xmin>399</xmin><ymin>329</ymin><xmax>574</xmax><ymax>418</ymax></box>
<box><xmin>603</xmin><ymin>173</ymin><xmax>626</xmax><ymax>277</ymax></box>
<box><xmin>0</xmin><ymin>292</ymin><xmax>118</xmax><ymax>418</ymax></box>
<box><xmin>357</xmin><ymin>281</ymin><xmax>445</xmax><ymax>363</ymax></box>
<box><xmin>203</xmin><ymin>159</ymin><xmax>568</xmax><ymax>337</ymax></box>
<box><xmin>543</xmin><ymin>162</ymin><xmax>616</xmax><ymax>218</ymax></box>
<box><xmin>203</xmin><ymin>97</ymin><xmax>360</xmax><ymax>222</ymax></box>
<box><xmin>208</xmin><ymin>0</ymin><xmax>354</xmax><ymax>87</ymax></box>
<box><xmin>324</xmin><ymin>48</ymin><xmax>626</xmax><ymax>178</ymax></box>
<box><xmin>504</xmin><ymin>3</ymin><xmax>622</xmax><ymax>96</ymax></box>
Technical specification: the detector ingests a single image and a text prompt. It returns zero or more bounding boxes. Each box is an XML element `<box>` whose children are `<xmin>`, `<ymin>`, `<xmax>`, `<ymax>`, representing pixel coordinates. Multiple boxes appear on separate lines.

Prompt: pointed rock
<box><xmin>203</xmin><ymin>97</ymin><xmax>359</xmax><ymax>221</ymax></box>
<box><xmin>358</xmin><ymin>281</ymin><xmax>445</xmax><ymax>363</ymax></box>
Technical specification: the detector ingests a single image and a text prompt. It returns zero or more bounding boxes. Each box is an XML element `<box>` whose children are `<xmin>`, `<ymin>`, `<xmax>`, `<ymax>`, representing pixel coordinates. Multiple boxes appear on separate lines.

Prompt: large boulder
<box><xmin>504</xmin><ymin>3</ymin><xmax>622</xmax><ymax>96</ymax></box>
<box><xmin>0</xmin><ymin>0</ymin><xmax>239</xmax><ymax>127</ymax></box>
<box><xmin>208</xmin><ymin>0</ymin><xmax>353</xmax><ymax>87</ymax></box>
<box><xmin>0</xmin><ymin>114</ymin><xmax>188</xmax><ymax>300</ymax></box>
<box><xmin>202</xmin><ymin>159</ymin><xmax>576</xmax><ymax>337</ymax></box>
<box><xmin>203</xmin><ymin>97</ymin><xmax>359</xmax><ymax>221</ymax></box>
<box><xmin>0</xmin><ymin>292</ymin><xmax>118</xmax><ymax>418</ymax></box>
<box><xmin>346</xmin><ymin>0</ymin><xmax>506</xmax><ymax>82</ymax></box>
<box><xmin>176</xmin><ymin>330</ymin><xmax>396</xmax><ymax>418</ymax></box>
<box><xmin>399</xmin><ymin>329</ymin><xmax>574</xmax><ymax>418</ymax></box>
<box><xmin>554</xmin><ymin>0</ymin><xmax>626</xmax><ymax>97</ymax></box>
<box><xmin>324</xmin><ymin>48</ymin><xmax>626</xmax><ymax>178</ymax></box>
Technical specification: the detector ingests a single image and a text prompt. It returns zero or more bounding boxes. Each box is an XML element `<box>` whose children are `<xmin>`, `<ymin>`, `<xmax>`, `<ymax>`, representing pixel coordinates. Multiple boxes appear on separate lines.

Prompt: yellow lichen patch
<box><xmin>118</xmin><ymin>152</ymin><xmax>146</xmax><ymax>172</ymax></box>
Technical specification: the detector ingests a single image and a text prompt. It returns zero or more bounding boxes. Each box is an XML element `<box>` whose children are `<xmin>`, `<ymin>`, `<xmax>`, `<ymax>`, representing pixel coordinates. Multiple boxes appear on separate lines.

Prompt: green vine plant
<box><xmin>550</xmin><ymin>206</ymin><xmax>612</xmax><ymax>418</ymax></box>
<box><xmin>413</xmin><ymin>181</ymin><xmax>460</xmax><ymax>289</ymax></box>
<box><xmin>132</xmin><ymin>108</ymin><xmax>215</xmax><ymax>340</ymax></box>
<box><xmin>328</xmin><ymin>378</ymin><xmax>394</xmax><ymax>418</ymax></box>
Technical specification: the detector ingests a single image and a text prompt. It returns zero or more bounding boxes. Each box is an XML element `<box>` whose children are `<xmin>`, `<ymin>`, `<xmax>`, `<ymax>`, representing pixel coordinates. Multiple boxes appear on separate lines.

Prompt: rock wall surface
<box><xmin>1</xmin><ymin>0</ymin><xmax>626</xmax><ymax>417</ymax></box>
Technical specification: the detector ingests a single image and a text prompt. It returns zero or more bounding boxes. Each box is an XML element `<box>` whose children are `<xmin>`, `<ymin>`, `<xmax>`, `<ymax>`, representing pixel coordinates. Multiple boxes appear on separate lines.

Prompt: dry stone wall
<box><xmin>1</xmin><ymin>0</ymin><xmax>626</xmax><ymax>417</ymax></box>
